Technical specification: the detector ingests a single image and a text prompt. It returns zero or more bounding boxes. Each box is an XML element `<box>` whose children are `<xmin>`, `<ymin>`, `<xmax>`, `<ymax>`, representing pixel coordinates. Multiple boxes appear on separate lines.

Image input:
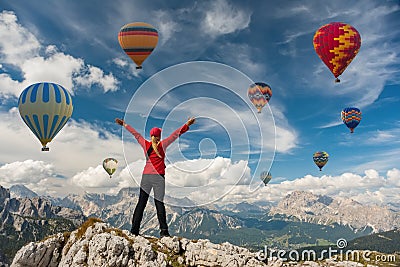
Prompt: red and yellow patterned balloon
<box><xmin>313</xmin><ymin>22</ymin><xmax>361</xmax><ymax>82</ymax></box>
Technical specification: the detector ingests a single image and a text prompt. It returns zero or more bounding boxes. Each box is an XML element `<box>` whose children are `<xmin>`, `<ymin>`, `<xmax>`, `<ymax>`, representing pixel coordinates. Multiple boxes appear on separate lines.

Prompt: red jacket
<box><xmin>125</xmin><ymin>124</ymin><xmax>189</xmax><ymax>174</ymax></box>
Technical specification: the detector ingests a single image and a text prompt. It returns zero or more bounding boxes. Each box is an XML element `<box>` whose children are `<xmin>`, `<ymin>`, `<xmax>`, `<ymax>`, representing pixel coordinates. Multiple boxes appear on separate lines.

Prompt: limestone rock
<box><xmin>11</xmin><ymin>220</ymin><xmax>266</xmax><ymax>267</ymax></box>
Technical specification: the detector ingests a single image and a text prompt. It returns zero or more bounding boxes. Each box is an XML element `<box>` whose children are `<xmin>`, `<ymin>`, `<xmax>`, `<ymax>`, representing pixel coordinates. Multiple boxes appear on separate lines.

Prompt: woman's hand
<box><xmin>186</xmin><ymin>117</ymin><xmax>196</xmax><ymax>126</ymax></box>
<box><xmin>115</xmin><ymin>118</ymin><xmax>125</xmax><ymax>126</ymax></box>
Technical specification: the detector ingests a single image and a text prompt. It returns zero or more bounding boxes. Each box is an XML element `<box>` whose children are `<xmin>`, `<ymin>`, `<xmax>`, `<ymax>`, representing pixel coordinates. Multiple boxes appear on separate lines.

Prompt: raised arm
<box><xmin>115</xmin><ymin>118</ymin><xmax>146</xmax><ymax>149</ymax></box>
<box><xmin>161</xmin><ymin>117</ymin><xmax>195</xmax><ymax>148</ymax></box>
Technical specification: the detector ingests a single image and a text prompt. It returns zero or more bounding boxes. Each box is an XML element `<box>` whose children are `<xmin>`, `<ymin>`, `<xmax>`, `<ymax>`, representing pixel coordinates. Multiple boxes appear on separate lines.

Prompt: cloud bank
<box><xmin>0</xmin><ymin>10</ymin><xmax>119</xmax><ymax>98</ymax></box>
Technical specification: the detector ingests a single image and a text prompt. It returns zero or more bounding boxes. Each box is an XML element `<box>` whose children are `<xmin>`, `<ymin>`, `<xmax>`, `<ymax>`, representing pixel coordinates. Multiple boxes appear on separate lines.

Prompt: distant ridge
<box><xmin>9</xmin><ymin>184</ymin><xmax>38</xmax><ymax>199</ymax></box>
<box><xmin>347</xmin><ymin>228</ymin><xmax>400</xmax><ymax>254</ymax></box>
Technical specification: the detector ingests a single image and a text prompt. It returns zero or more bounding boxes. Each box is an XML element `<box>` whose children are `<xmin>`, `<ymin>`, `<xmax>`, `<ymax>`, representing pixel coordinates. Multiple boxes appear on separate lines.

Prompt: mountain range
<box><xmin>269</xmin><ymin>191</ymin><xmax>400</xmax><ymax>233</ymax></box>
<box><xmin>0</xmin><ymin>185</ymin><xmax>85</xmax><ymax>266</ymax></box>
<box><xmin>1</xmin><ymin>184</ymin><xmax>399</xmax><ymax>265</ymax></box>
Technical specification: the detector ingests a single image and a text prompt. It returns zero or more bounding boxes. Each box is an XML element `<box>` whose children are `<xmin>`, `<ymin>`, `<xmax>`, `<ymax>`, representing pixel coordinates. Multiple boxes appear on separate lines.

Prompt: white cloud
<box><xmin>0</xmin><ymin>10</ymin><xmax>40</xmax><ymax>65</ymax></box>
<box><xmin>21</xmin><ymin>52</ymin><xmax>83</xmax><ymax>94</ymax></box>
<box><xmin>317</xmin><ymin>119</ymin><xmax>343</xmax><ymax>129</ymax></box>
<box><xmin>74</xmin><ymin>65</ymin><xmax>119</xmax><ymax>93</ymax></box>
<box><xmin>166</xmin><ymin>157</ymin><xmax>250</xmax><ymax>188</ymax></box>
<box><xmin>387</xmin><ymin>168</ymin><xmax>400</xmax><ymax>187</ymax></box>
<box><xmin>164</xmin><ymin>157</ymin><xmax>252</xmax><ymax>206</ymax></box>
<box><xmin>273</xmin><ymin>4</ymin><xmax>311</xmax><ymax>18</ymax></box>
<box><xmin>0</xmin><ymin>159</ymin><xmax>77</xmax><ymax>196</ymax></box>
<box><xmin>0</xmin><ymin>159</ymin><xmax>56</xmax><ymax>184</ymax></box>
<box><xmin>116</xmin><ymin>160</ymin><xmax>145</xmax><ymax>187</ymax></box>
<box><xmin>245</xmin><ymin>168</ymin><xmax>400</xmax><ymax>209</ymax></box>
<box><xmin>153</xmin><ymin>10</ymin><xmax>180</xmax><ymax>45</ymax></box>
<box><xmin>112</xmin><ymin>58</ymin><xmax>128</xmax><ymax>68</ymax></box>
<box><xmin>0</xmin><ymin>73</ymin><xmax>21</xmax><ymax>98</ymax></box>
<box><xmin>71</xmin><ymin>165</ymin><xmax>118</xmax><ymax>188</ymax></box>
<box><xmin>112</xmin><ymin>57</ymin><xmax>141</xmax><ymax>79</ymax></box>
<box><xmin>0</xmin><ymin>10</ymin><xmax>119</xmax><ymax>97</ymax></box>
<box><xmin>366</xmin><ymin>129</ymin><xmax>400</xmax><ymax>144</ymax></box>
<box><xmin>202</xmin><ymin>0</ymin><xmax>251</xmax><ymax>36</ymax></box>
<box><xmin>215</xmin><ymin>43</ymin><xmax>266</xmax><ymax>78</ymax></box>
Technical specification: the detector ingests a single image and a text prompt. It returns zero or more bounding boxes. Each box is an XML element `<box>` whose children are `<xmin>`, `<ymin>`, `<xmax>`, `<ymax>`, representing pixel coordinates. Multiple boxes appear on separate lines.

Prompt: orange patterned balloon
<box><xmin>313</xmin><ymin>22</ymin><xmax>361</xmax><ymax>82</ymax></box>
<box><xmin>247</xmin><ymin>82</ymin><xmax>272</xmax><ymax>113</ymax></box>
<box><xmin>118</xmin><ymin>22</ymin><xmax>158</xmax><ymax>69</ymax></box>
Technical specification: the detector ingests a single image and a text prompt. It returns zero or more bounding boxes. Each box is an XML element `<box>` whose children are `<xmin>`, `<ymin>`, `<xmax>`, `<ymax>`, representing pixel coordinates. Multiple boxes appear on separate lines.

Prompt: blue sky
<box><xmin>0</xmin><ymin>0</ymin><xmax>399</xmax><ymax>208</ymax></box>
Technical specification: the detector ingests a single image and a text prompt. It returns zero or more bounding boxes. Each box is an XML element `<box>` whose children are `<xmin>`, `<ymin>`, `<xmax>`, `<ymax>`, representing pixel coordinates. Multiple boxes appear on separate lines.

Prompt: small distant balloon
<box><xmin>313</xmin><ymin>151</ymin><xmax>329</xmax><ymax>171</ymax></box>
<box><xmin>118</xmin><ymin>22</ymin><xmax>158</xmax><ymax>69</ymax></box>
<box><xmin>103</xmin><ymin>158</ymin><xmax>118</xmax><ymax>178</ymax></box>
<box><xmin>260</xmin><ymin>171</ymin><xmax>272</xmax><ymax>186</ymax></box>
<box><xmin>248</xmin><ymin>82</ymin><xmax>272</xmax><ymax>113</ymax></box>
<box><xmin>313</xmin><ymin>22</ymin><xmax>361</xmax><ymax>82</ymax></box>
<box><xmin>18</xmin><ymin>82</ymin><xmax>73</xmax><ymax>151</ymax></box>
<box><xmin>341</xmin><ymin>107</ymin><xmax>361</xmax><ymax>133</ymax></box>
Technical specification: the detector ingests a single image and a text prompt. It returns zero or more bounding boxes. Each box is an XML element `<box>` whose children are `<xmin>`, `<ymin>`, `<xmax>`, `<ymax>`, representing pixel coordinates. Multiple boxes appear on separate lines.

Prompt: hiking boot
<box><xmin>160</xmin><ymin>229</ymin><xmax>171</xmax><ymax>237</ymax></box>
<box><xmin>130</xmin><ymin>228</ymin><xmax>139</xmax><ymax>236</ymax></box>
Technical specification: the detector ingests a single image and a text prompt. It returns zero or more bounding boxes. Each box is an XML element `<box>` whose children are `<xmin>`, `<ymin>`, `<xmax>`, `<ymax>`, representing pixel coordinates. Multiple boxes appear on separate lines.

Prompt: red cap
<box><xmin>150</xmin><ymin>127</ymin><xmax>162</xmax><ymax>137</ymax></box>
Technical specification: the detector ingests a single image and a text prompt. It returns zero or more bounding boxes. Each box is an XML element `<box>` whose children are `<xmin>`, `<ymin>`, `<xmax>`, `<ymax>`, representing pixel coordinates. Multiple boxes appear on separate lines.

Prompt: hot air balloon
<box><xmin>248</xmin><ymin>82</ymin><xmax>272</xmax><ymax>113</ymax></box>
<box><xmin>18</xmin><ymin>82</ymin><xmax>73</xmax><ymax>151</ymax></box>
<box><xmin>313</xmin><ymin>151</ymin><xmax>329</xmax><ymax>171</ymax></box>
<box><xmin>341</xmin><ymin>107</ymin><xmax>362</xmax><ymax>133</ymax></box>
<box><xmin>118</xmin><ymin>22</ymin><xmax>158</xmax><ymax>69</ymax></box>
<box><xmin>313</xmin><ymin>22</ymin><xmax>361</xmax><ymax>82</ymax></box>
<box><xmin>103</xmin><ymin>158</ymin><xmax>118</xmax><ymax>178</ymax></box>
<box><xmin>260</xmin><ymin>171</ymin><xmax>272</xmax><ymax>186</ymax></box>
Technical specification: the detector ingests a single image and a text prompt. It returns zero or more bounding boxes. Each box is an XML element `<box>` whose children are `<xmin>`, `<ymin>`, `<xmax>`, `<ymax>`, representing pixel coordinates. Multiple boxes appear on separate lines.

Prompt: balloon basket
<box><xmin>335</xmin><ymin>78</ymin><xmax>340</xmax><ymax>83</ymax></box>
<box><xmin>136</xmin><ymin>66</ymin><xmax>142</xmax><ymax>70</ymax></box>
<box><xmin>41</xmin><ymin>146</ymin><xmax>49</xmax><ymax>152</ymax></box>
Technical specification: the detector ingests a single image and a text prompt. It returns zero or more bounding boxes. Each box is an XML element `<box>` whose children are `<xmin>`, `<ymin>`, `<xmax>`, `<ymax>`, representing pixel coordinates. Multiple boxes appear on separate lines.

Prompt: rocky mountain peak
<box><xmin>11</xmin><ymin>218</ymin><xmax>267</xmax><ymax>267</ymax></box>
<box><xmin>279</xmin><ymin>191</ymin><xmax>334</xmax><ymax>208</ymax></box>
<box><xmin>0</xmin><ymin>185</ymin><xmax>10</xmax><ymax>206</ymax></box>
<box><xmin>116</xmin><ymin>187</ymin><xmax>138</xmax><ymax>199</ymax></box>
<box><xmin>9</xmin><ymin>185</ymin><xmax>38</xmax><ymax>199</ymax></box>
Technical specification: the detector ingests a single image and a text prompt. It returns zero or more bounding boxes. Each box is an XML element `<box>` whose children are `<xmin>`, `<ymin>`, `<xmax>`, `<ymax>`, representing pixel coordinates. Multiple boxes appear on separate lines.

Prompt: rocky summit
<box><xmin>10</xmin><ymin>218</ymin><xmax>387</xmax><ymax>267</ymax></box>
<box><xmin>10</xmin><ymin>218</ymin><xmax>267</xmax><ymax>267</ymax></box>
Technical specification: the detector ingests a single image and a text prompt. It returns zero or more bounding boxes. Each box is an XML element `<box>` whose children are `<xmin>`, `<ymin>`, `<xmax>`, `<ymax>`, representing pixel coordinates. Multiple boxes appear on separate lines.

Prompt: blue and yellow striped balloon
<box><xmin>18</xmin><ymin>82</ymin><xmax>73</xmax><ymax>151</ymax></box>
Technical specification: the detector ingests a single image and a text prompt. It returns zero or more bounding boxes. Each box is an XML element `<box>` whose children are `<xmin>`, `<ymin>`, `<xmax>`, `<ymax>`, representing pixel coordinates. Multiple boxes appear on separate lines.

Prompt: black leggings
<box><xmin>131</xmin><ymin>174</ymin><xmax>167</xmax><ymax>234</ymax></box>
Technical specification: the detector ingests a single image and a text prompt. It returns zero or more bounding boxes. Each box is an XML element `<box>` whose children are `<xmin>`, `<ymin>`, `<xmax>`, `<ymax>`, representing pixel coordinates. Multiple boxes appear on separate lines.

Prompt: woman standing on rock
<box><xmin>115</xmin><ymin>117</ymin><xmax>196</xmax><ymax>237</ymax></box>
